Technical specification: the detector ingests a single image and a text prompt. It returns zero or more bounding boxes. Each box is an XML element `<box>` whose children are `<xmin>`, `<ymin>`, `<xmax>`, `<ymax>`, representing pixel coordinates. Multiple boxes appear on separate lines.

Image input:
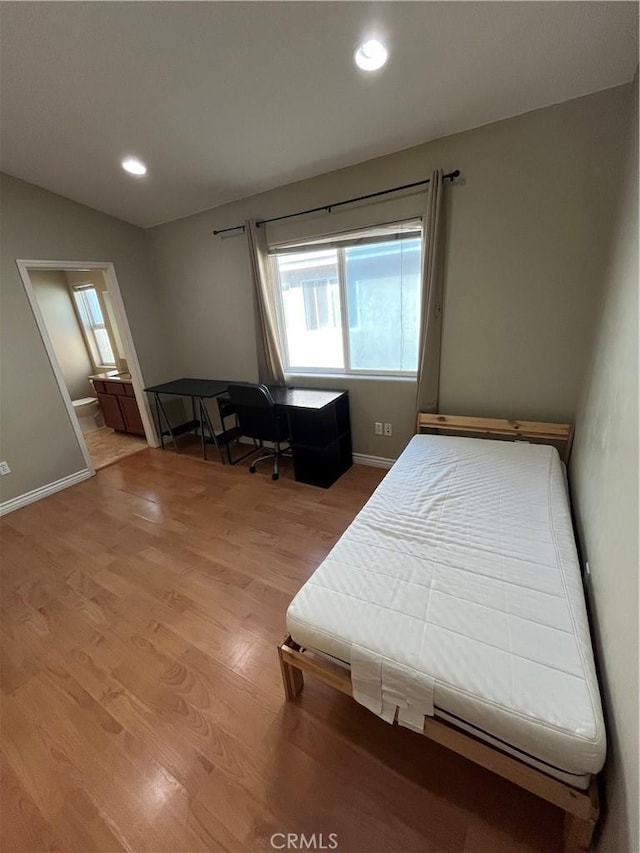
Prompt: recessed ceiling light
<box><xmin>121</xmin><ymin>156</ymin><xmax>147</xmax><ymax>176</ymax></box>
<box><xmin>354</xmin><ymin>39</ymin><xmax>388</xmax><ymax>71</ymax></box>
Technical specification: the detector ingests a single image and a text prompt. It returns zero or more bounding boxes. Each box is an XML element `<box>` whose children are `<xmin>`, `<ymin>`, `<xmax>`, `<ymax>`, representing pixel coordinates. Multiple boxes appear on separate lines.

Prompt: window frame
<box><xmin>269</xmin><ymin>223</ymin><xmax>423</xmax><ymax>378</ymax></box>
<box><xmin>71</xmin><ymin>283</ymin><xmax>117</xmax><ymax>371</ymax></box>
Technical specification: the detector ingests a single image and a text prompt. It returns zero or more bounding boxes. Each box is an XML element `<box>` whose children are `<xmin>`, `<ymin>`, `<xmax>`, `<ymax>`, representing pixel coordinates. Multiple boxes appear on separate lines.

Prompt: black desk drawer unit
<box><xmin>285</xmin><ymin>391</ymin><xmax>352</xmax><ymax>488</ymax></box>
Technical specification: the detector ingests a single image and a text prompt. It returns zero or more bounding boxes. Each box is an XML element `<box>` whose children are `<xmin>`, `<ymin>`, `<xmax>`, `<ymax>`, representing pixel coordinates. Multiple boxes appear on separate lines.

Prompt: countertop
<box><xmin>89</xmin><ymin>371</ymin><xmax>133</xmax><ymax>384</ymax></box>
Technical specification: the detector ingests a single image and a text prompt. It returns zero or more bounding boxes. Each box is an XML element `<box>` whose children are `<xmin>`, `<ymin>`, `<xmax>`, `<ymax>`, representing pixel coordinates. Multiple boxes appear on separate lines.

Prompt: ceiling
<box><xmin>1</xmin><ymin>2</ymin><xmax>637</xmax><ymax>228</ymax></box>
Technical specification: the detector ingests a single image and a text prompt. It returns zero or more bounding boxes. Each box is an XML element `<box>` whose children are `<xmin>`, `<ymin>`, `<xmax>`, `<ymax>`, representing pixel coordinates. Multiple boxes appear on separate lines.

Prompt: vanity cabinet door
<box><xmin>97</xmin><ymin>393</ymin><xmax>125</xmax><ymax>431</ymax></box>
<box><xmin>119</xmin><ymin>396</ymin><xmax>145</xmax><ymax>436</ymax></box>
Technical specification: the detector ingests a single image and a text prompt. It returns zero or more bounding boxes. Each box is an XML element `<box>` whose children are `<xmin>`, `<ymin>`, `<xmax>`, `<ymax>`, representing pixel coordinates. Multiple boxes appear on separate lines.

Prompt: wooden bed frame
<box><xmin>278</xmin><ymin>414</ymin><xmax>599</xmax><ymax>853</ymax></box>
<box><xmin>415</xmin><ymin>412</ymin><xmax>575</xmax><ymax>462</ymax></box>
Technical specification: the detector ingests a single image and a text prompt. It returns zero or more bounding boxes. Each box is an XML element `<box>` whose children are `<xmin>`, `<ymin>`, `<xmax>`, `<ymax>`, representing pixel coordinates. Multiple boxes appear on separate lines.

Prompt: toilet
<box><xmin>72</xmin><ymin>397</ymin><xmax>104</xmax><ymax>434</ymax></box>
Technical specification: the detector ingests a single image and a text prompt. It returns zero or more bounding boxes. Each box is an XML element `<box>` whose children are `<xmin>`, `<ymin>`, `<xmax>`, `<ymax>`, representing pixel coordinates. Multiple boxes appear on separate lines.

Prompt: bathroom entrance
<box><xmin>17</xmin><ymin>260</ymin><xmax>156</xmax><ymax>471</ymax></box>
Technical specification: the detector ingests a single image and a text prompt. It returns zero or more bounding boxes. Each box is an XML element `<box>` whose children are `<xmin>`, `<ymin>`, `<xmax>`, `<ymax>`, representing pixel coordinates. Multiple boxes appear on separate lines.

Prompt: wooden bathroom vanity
<box><xmin>90</xmin><ymin>372</ymin><xmax>145</xmax><ymax>436</ymax></box>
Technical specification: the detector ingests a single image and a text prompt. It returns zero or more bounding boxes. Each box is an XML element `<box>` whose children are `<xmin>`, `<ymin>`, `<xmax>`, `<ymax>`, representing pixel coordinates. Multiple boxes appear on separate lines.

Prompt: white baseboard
<box><xmin>239</xmin><ymin>438</ymin><xmax>395</xmax><ymax>470</ymax></box>
<box><xmin>0</xmin><ymin>468</ymin><xmax>93</xmax><ymax>517</ymax></box>
<box><xmin>352</xmin><ymin>453</ymin><xmax>395</xmax><ymax>469</ymax></box>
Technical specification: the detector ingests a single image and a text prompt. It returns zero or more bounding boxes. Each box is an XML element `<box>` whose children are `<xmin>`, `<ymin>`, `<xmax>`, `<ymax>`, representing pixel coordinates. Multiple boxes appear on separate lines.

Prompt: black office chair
<box><xmin>226</xmin><ymin>383</ymin><xmax>291</xmax><ymax>480</ymax></box>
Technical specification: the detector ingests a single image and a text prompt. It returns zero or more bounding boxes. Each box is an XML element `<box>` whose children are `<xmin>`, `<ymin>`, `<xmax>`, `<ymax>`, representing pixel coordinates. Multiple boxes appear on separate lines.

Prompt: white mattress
<box><xmin>287</xmin><ymin>435</ymin><xmax>606</xmax><ymax>780</ymax></box>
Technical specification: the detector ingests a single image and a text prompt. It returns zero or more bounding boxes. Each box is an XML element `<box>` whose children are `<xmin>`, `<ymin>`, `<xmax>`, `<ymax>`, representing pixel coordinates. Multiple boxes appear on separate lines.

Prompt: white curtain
<box><xmin>245</xmin><ymin>219</ymin><xmax>285</xmax><ymax>385</ymax></box>
<box><xmin>415</xmin><ymin>170</ymin><xmax>446</xmax><ymax>413</ymax></box>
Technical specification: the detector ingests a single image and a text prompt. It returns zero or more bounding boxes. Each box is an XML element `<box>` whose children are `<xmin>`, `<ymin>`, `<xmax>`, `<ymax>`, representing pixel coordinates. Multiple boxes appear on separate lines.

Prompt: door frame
<box><xmin>16</xmin><ymin>259</ymin><xmax>159</xmax><ymax>475</ymax></box>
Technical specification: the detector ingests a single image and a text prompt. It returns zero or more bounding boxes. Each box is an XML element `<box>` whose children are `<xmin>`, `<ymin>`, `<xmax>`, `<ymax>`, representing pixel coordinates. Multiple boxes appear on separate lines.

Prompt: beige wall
<box><xmin>569</xmin><ymin>79</ymin><xmax>638</xmax><ymax>853</ymax></box>
<box><xmin>147</xmin><ymin>84</ymin><xmax>632</xmax><ymax>459</ymax></box>
<box><xmin>0</xmin><ymin>173</ymin><xmax>174</xmax><ymax>503</ymax></box>
<box><xmin>30</xmin><ymin>269</ymin><xmax>94</xmax><ymax>401</ymax></box>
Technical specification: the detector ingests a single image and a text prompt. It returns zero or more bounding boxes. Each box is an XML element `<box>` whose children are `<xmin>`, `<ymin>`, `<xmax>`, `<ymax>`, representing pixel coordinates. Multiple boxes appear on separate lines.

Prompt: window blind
<box><xmin>268</xmin><ymin>219</ymin><xmax>422</xmax><ymax>255</ymax></box>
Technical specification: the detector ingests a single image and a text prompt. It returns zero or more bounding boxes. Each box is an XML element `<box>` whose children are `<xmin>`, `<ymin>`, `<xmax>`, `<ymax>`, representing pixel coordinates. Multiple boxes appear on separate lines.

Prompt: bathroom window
<box><xmin>72</xmin><ymin>284</ymin><xmax>116</xmax><ymax>368</ymax></box>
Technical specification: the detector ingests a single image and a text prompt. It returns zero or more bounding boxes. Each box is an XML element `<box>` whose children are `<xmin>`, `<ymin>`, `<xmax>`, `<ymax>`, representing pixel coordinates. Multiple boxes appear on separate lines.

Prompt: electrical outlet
<box><xmin>384</xmin><ymin>423</ymin><xmax>392</xmax><ymax>436</ymax></box>
<box><xmin>0</xmin><ymin>461</ymin><xmax>11</xmax><ymax>476</ymax></box>
<box><xmin>374</xmin><ymin>422</ymin><xmax>383</xmax><ymax>435</ymax></box>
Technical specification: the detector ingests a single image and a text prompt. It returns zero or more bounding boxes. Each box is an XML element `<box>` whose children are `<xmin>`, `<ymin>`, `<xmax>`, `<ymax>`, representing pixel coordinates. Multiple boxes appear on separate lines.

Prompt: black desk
<box><xmin>144</xmin><ymin>378</ymin><xmax>352</xmax><ymax>487</ymax></box>
<box><xmin>144</xmin><ymin>377</ymin><xmax>237</xmax><ymax>463</ymax></box>
<box><xmin>147</xmin><ymin>378</ymin><xmax>231</xmax><ymax>399</ymax></box>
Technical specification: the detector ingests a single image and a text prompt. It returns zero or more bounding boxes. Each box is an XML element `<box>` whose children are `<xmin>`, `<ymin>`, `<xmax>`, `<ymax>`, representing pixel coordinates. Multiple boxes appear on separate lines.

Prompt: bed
<box><xmin>278</xmin><ymin>414</ymin><xmax>605</xmax><ymax>853</ymax></box>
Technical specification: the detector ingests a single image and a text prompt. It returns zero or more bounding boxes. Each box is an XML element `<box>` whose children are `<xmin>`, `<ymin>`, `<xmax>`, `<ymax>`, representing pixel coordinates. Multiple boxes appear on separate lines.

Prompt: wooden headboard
<box><xmin>416</xmin><ymin>413</ymin><xmax>574</xmax><ymax>463</ymax></box>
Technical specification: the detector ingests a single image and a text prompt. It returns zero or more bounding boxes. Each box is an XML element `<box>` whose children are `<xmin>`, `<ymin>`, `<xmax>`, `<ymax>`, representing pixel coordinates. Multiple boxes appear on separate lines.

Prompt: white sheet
<box><xmin>287</xmin><ymin>435</ymin><xmax>606</xmax><ymax>778</ymax></box>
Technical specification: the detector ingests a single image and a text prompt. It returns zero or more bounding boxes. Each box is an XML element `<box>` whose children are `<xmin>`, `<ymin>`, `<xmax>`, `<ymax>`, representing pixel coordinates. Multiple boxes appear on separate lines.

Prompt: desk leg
<box><xmin>191</xmin><ymin>398</ymin><xmax>198</xmax><ymax>434</ymax></box>
<box><xmin>153</xmin><ymin>394</ymin><xmax>164</xmax><ymax>450</ymax></box>
<box><xmin>155</xmin><ymin>393</ymin><xmax>179</xmax><ymax>452</ymax></box>
<box><xmin>199</xmin><ymin>398</ymin><xmax>224</xmax><ymax>464</ymax></box>
<box><xmin>197</xmin><ymin>398</ymin><xmax>207</xmax><ymax>460</ymax></box>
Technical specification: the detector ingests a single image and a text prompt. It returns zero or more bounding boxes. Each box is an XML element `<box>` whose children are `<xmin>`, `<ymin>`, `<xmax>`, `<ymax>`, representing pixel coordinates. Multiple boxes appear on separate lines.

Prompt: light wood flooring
<box><xmin>1</xmin><ymin>448</ymin><xmax>564</xmax><ymax>852</ymax></box>
<box><xmin>84</xmin><ymin>427</ymin><xmax>148</xmax><ymax>470</ymax></box>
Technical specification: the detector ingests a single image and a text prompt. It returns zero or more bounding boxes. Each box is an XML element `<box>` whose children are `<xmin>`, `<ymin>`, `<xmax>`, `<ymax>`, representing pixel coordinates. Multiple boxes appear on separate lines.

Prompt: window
<box><xmin>301</xmin><ymin>277</ymin><xmax>339</xmax><ymax>331</ymax></box>
<box><xmin>270</xmin><ymin>221</ymin><xmax>422</xmax><ymax>375</ymax></box>
<box><xmin>72</xmin><ymin>284</ymin><xmax>116</xmax><ymax>368</ymax></box>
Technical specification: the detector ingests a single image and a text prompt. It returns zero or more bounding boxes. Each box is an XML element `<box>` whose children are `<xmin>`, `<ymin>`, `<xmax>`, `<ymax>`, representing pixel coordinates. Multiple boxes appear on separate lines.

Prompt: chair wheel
<box><xmin>249</xmin><ymin>465</ymin><xmax>256</xmax><ymax>474</ymax></box>
<box><xmin>272</xmin><ymin>473</ymin><xmax>279</xmax><ymax>481</ymax></box>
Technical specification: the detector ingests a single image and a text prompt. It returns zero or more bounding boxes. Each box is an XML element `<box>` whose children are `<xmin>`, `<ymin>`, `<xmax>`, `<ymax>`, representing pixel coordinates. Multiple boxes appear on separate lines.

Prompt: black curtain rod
<box><xmin>212</xmin><ymin>169</ymin><xmax>460</xmax><ymax>235</ymax></box>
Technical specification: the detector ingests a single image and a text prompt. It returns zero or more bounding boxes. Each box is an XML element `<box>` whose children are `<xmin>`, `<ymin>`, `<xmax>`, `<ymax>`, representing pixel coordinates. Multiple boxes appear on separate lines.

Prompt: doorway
<box><xmin>17</xmin><ymin>260</ymin><xmax>157</xmax><ymax>472</ymax></box>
